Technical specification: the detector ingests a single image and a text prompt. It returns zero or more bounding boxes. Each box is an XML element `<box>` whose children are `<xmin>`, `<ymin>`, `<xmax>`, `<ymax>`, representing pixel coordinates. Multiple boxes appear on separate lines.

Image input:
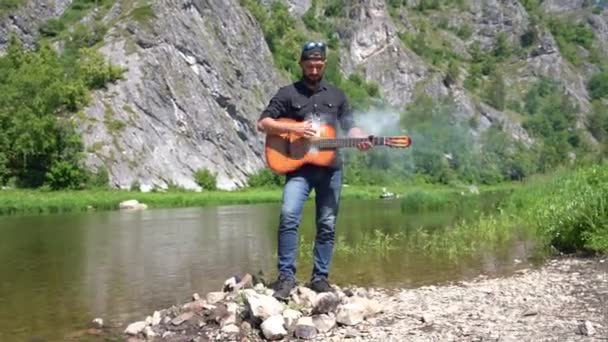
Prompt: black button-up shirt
<box><xmin>259</xmin><ymin>80</ymin><xmax>357</xmax><ymax>170</ymax></box>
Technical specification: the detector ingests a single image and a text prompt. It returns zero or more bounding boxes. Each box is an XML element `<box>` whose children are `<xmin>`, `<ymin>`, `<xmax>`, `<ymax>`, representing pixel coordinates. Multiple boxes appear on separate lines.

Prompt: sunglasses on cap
<box><xmin>302</xmin><ymin>41</ymin><xmax>326</xmax><ymax>52</ymax></box>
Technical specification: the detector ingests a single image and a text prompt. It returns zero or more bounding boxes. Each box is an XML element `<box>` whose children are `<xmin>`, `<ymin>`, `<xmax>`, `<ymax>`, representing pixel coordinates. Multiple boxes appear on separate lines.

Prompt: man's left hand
<box><xmin>349</xmin><ymin>127</ymin><xmax>373</xmax><ymax>151</ymax></box>
<box><xmin>356</xmin><ymin>140</ymin><xmax>373</xmax><ymax>151</ymax></box>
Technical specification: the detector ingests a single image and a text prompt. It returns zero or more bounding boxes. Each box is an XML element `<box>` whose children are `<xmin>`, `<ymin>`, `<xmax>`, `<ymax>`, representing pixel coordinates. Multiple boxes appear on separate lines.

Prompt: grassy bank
<box><xmin>0</xmin><ymin>183</ymin><xmax>515</xmax><ymax>216</ymax></box>
<box><xmin>298</xmin><ymin>163</ymin><xmax>608</xmax><ymax>260</ymax></box>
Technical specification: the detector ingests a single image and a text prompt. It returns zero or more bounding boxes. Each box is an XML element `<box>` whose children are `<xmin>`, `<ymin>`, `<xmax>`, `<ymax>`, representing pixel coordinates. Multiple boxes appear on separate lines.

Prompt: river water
<box><xmin>0</xmin><ymin>197</ymin><xmax>536</xmax><ymax>341</ymax></box>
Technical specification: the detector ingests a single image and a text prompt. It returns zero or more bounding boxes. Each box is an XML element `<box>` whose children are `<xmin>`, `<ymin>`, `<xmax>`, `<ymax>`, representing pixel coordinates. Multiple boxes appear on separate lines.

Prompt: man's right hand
<box><xmin>291</xmin><ymin>121</ymin><xmax>317</xmax><ymax>138</ymax></box>
<box><xmin>257</xmin><ymin>117</ymin><xmax>317</xmax><ymax>138</ymax></box>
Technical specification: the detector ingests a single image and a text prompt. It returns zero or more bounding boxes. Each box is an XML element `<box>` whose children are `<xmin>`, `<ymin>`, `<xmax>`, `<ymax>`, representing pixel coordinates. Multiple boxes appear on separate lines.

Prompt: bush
<box><xmin>39</xmin><ymin>19</ymin><xmax>66</xmax><ymax>37</ymax></box>
<box><xmin>520</xmin><ymin>0</ymin><xmax>541</xmax><ymax>13</ymax></box>
<box><xmin>587</xmin><ymin>101</ymin><xmax>608</xmax><ymax>142</ymax></box>
<box><xmin>247</xmin><ymin>168</ymin><xmax>283</xmax><ymax>188</ymax></box>
<box><xmin>45</xmin><ymin>160</ymin><xmax>89</xmax><ymax>190</ymax></box>
<box><xmin>77</xmin><ymin>48</ymin><xmax>124</xmax><ymax>89</ymax></box>
<box><xmin>529</xmin><ymin>164</ymin><xmax>608</xmax><ymax>254</ymax></box>
<box><xmin>588</xmin><ymin>71</ymin><xmax>608</xmax><ymax>100</ymax></box>
<box><xmin>493</xmin><ymin>32</ymin><xmax>512</xmax><ymax>60</ymax></box>
<box><xmin>547</xmin><ymin>18</ymin><xmax>595</xmax><ymax>66</ymax></box>
<box><xmin>0</xmin><ymin>0</ymin><xmax>24</xmax><ymax>16</ymax></box>
<box><xmin>88</xmin><ymin>167</ymin><xmax>110</xmax><ymax>188</ymax></box>
<box><xmin>323</xmin><ymin>0</ymin><xmax>344</xmax><ymax>17</ymax></box>
<box><xmin>521</xmin><ymin>78</ymin><xmax>582</xmax><ymax>172</ymax></box>
<box><xmin>194</xmin><ymin>168</ymin><xmax>217</xmax><ymax>190</ymax></box>
<box><xmin>520</xmin><ymin>27</ymin><xmax>537</xmax><ymax>48</ymax></box>
<box><xmin>484</xmin><ymin>70</ymin><xmax>506</xmax><ymax>110</ymax></box>
<box><xmin>456</xmin><ymin>24</ymin><xmax>473</xmax><ymax>40</ymax></box>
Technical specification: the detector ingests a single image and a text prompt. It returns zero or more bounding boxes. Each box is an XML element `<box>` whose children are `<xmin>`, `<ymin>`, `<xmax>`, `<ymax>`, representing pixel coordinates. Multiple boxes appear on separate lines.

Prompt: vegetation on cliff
<box><xmin>0</xmin><ymin>36</ymin><xmax>123</xmax><ymax>189</ymax></box>
<box><xmin>239</xmin><ymin>0</ymin><xmax>607</xmax><ymax>190</ymax></box>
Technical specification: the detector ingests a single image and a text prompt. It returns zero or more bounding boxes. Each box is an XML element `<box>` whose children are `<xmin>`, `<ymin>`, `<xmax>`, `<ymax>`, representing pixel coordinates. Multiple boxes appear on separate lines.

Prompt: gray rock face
<box><xmin>284</xmin><ymin>0</ymin><xmax>312</xmax><ymax>17</ymax></box>
<box><xmin>476</xmin><ymin>102</ymin><xmax>533</xmax><ymax>146</ymax></box>
<box><xmin>522</xmin><ymin>52</ymin><xmax>591</xmax><ymax>113</ymax></box>
<box><xmin>81</xmin><ymin>0</ymin><xmax>287</xmax><ymax>190</ymax></box>
<box><xmin>261</xmin><ymin>0</ymin><xmax>311</xmax><ymax>17</ymax></box>
<box><xmin>0</xmin><ymin>0</ymin><xmax>73</xmax><ymax>52</ymax></box>
<box><xmin>467</xmin><ymin>0</ymin><xmax>530</xmax><ymax>50</ymax></box>
<box><xmin>338</xmin><ymin>0</ymin><xmax>530</xmax><ymax>145</ymax></box>
<box><xmin>339</xmin><ymin>0</ymin><xmax>430</xmax><ymax>108</ymax></box>
<box><xmin>588</xmin><ymin>12</ymin><xmax>608</xmax><ymax>57</ymax></box>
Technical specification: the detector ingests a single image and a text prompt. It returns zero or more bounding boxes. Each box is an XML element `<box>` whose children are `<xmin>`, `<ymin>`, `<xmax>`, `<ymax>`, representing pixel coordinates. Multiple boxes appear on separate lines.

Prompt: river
<box><xmin>0</xmin><ymin>196</ymin><xmax>536</xmax><ymax>341</ymax></box>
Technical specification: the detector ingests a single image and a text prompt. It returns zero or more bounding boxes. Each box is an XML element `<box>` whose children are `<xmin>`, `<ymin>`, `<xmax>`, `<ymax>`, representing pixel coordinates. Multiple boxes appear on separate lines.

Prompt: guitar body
<box><xmin>265</xmin><ymin>118</ymin><xmax>337</xmax><ymax>174</ymax></box>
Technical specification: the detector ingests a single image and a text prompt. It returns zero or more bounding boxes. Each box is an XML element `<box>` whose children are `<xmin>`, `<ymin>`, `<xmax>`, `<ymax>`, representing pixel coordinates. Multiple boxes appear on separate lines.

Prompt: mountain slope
<box><xmin>1</xmin><ymin>0</ymin><xmax>607</xmax><ymax>190</ymax></box>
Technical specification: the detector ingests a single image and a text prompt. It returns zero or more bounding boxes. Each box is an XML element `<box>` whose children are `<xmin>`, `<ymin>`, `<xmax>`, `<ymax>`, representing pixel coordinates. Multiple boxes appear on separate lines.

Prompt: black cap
<box><xmin>300</xmin><ymin>41</ymin><xmax>327</xmax><ymax>61</ymax></box>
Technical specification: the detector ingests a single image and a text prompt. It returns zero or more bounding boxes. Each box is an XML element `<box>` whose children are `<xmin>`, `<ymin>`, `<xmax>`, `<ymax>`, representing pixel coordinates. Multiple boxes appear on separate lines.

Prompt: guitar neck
<box><xmin>313</xmin><ymin>136</ymin><xmax>388</xmax><ymax>149</ymax></box>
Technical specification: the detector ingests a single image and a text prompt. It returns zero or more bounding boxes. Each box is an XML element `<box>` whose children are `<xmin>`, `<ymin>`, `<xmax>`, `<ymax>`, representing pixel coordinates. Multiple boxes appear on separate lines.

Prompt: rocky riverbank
<box><xmin>114</xmin><ymin>257</ymin><xmax>607</xmax><ymax>341</ymax></box>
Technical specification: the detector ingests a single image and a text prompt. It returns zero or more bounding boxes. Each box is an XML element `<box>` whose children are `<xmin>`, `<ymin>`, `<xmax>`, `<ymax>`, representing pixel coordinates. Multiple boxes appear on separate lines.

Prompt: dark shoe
<box><xmin>270</xmin><ymin>274</ymin><xmax>297</xmax><ymax>301</ymax></box>
<box><xmin>307</xmin><ymin>278</ymin><xmax>336</xmax><ymax>293</ymax></box>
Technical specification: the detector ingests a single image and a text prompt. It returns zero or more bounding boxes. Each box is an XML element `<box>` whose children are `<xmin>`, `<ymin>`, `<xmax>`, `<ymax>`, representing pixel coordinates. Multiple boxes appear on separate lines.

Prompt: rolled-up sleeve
<box><xmin>338</xmin><ymin>92</ymin><xmax>356</xmax><ymax>133</ymax></box>
<box><xmin>259</xmin><ymin>87</ymin><xmax>288</xmax><ymax>120</ymax></box>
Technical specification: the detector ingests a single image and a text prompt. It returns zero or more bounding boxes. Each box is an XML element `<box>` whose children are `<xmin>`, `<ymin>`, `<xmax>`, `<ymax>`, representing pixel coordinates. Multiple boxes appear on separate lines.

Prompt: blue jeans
<box><xmin>277</xmin><ymin>164</ymin><xmax>342</xmax><ymax>282</ymax></box>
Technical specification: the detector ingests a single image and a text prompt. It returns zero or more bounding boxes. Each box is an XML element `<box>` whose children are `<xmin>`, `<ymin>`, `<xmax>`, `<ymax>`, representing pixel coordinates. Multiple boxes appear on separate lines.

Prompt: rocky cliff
<box><xmin>79</xmin><ymin>0</ymin><xmax>288</xmax><ymax>190</ymax></box>
<box><xmin>1</xmin><ymin>0</ymin><xmax>606</xmax><ymax>190</ymax></box>
<box><xmin>0</xmin><ymin>0</ymin><xmax>72</xmax><ymax>51</ymax></box>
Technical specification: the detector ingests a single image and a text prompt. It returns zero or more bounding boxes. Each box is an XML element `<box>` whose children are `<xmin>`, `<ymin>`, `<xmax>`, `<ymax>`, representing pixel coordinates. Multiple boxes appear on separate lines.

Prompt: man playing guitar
<box><xmin>256</xmin><ymin>41</ymin><xmax>373</xmax><ymax>300</ymax></box>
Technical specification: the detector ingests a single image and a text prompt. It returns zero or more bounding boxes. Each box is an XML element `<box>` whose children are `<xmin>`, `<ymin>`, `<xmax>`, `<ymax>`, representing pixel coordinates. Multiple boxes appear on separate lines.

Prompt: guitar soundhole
<box><xmin>289</xmin><ymin>138</ymin><xmax>310</xmax><ymax>160</ymax></box>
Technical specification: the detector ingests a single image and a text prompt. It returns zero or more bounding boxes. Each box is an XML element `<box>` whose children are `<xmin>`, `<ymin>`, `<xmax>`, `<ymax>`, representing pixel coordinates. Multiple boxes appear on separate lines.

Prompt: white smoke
<box><xmin>353</xmin><ymin>108</ymin><xmax>403</xmax><ymax>136</ymax></box>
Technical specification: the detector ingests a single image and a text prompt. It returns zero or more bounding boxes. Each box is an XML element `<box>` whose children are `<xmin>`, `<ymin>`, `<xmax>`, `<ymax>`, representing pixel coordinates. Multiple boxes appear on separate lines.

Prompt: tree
<box><xmin>485</xmin><ymin>70</ymin><xmax>506</xmax><ymax>111</ymax></box>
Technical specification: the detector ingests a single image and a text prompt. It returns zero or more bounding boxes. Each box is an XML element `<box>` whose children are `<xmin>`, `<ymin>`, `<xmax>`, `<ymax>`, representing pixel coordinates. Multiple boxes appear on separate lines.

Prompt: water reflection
<box><xmin>80</xmin><ymin>206</ymin><xmax>277</xmax><ymax>323</ymax></box>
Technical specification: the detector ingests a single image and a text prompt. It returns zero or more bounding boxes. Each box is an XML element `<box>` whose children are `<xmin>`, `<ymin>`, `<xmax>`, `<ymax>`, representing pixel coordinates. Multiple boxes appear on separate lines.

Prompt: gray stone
<box><xmin>170</xmin><ymin>311</ymin><xmax>194</xmax><ymax>325</ymax></box>
<box><xmin>118</xmin><ymin>199</ymin><xmax>147</xmax><ymax>210</ymax></box>
<box><xmin>124</xmin><ymin>321</ymin><xmax>147</xmax><ymax>335</ymax></box>
<box><xmin>294</xmin><ymin>324</ymin><xmax>317</xmax><ymax>339</ymax></box>
<box><xmin>206</xmin><ymin>291</ymin><xmax>226</xmax><ymax>304</ymax></box>
<box><xmin>245</xmin><ymin>292</ymin><xmax>284</xmax><ymax>320</ymax></box>
<box><xmin>282</xmin><ymin>308</ymin><xmax>302</xmax><ymax>328</ymax></box>
<box><xmin>221</xmin><ymin>324</ymin><xmax>240</xmax><ymax>334</ymax></box>
<box><xmin>294</xmin><ymin>316</ymin><xmax>318</xmax><ymax>340</ymax></box>
<box><xmin>336</xmin><ymin>301</ymin><xmax>367</xmax><ymax>326</ymax></box>
<box><xmin>578</xmin><ymin>320</ymin><xmax>596</xmax><ymax>336</ymax></box>
<box><xmin>312</xmin><ymin>314</ymin><xmax>336</xmax><ymax>333</ymax></box>
<box><xmin>91</xmin><ymin>318</ymin><xmax>103</xmax><ymax>328</ymax></box>
<box><xmin>261</xmin><ymin>315</ymin><xmax>287</xmax><ymax>340</ymax></box>
<box><xmin>312</xmin><ymin>292</ymin><xmax>340</xmax><ymax>315</ymax></box>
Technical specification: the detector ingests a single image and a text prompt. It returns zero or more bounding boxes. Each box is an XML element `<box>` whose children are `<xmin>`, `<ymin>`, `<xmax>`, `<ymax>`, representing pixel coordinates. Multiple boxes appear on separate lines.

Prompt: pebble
<box><xmin>117</xmin><ymin>258</ymin><xmax>607</xmax><ymax>341</ymax></box>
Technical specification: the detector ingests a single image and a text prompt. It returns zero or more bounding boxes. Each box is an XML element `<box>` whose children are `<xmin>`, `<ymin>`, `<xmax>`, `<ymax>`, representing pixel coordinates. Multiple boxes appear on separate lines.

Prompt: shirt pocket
<box><xmin>289</xmin><ymin>102</ymin><xmax>306</xmax><ymax>120</ymax></box>
<box><xmin>321</xmin><ymin>101</ymin><xmax>338</xmax><ymax>115</ymax></box>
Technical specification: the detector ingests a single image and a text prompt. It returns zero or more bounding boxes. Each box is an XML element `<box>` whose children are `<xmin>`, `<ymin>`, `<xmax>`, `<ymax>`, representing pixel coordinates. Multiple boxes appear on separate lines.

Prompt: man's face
<box><xmin>300</xmin><ymin>58</ymin><xmax>326</xmax><ymax>83</ymax></box>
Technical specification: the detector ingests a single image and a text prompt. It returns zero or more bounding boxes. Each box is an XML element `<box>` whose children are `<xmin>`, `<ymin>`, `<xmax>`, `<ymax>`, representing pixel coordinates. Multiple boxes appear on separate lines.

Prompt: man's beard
<box><xmin>303</xmin><ymin>74</ymin><xmax>322</xmax><ymax>87</ymax></box>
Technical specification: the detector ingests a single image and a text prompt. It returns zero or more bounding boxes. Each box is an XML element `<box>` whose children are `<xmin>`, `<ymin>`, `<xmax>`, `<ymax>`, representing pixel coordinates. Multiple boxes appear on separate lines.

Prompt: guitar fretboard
<box><xmin>312</xmin><ymin>136</ymin><xmax>385</xmax><ymax>149</ymax></box>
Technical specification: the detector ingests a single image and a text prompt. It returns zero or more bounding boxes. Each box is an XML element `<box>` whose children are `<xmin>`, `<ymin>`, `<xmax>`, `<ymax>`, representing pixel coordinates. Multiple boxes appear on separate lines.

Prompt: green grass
<box><xmin>0</xmin><ymin>188</ymin><xmax>281</xmax><ymax>215</ymax></box>
<box><xmin>0</xmin><ymin>0</ymin><xmax>25</xmax><ymax>17</ymax></box>
<box><xmin>299</xmin><ymin>204</ymin><xmax>518</xmax><ymax>261</ymax></box>
<box><xmin>299</xmin><ymin>229</ymin><xmax>406</xmax><ymax>259</ymax></box>
<box><xmin>129</xmin><ymin>4</ymin><xmax>155</xmax><ymax>25</ymax></box>
<box><xmin>0</xmin><ymin>183</ymin><xmax>515</xmax><ymax>216</ymax></box>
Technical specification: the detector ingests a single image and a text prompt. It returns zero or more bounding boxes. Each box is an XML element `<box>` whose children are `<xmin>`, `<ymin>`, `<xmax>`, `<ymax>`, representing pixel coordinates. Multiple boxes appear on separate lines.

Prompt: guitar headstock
<box><xmin>385</xmin><ymin>136</ymin><xmax>412</xmax><ymax>148</ymax></box>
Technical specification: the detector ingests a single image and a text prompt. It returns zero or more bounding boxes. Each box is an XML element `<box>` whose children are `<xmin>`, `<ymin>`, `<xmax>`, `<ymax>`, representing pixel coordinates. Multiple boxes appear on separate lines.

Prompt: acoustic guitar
<box><xmin>264</xmin><ymin>117</ymin><xmax>412</xmax><ymax>174</ymax></box>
